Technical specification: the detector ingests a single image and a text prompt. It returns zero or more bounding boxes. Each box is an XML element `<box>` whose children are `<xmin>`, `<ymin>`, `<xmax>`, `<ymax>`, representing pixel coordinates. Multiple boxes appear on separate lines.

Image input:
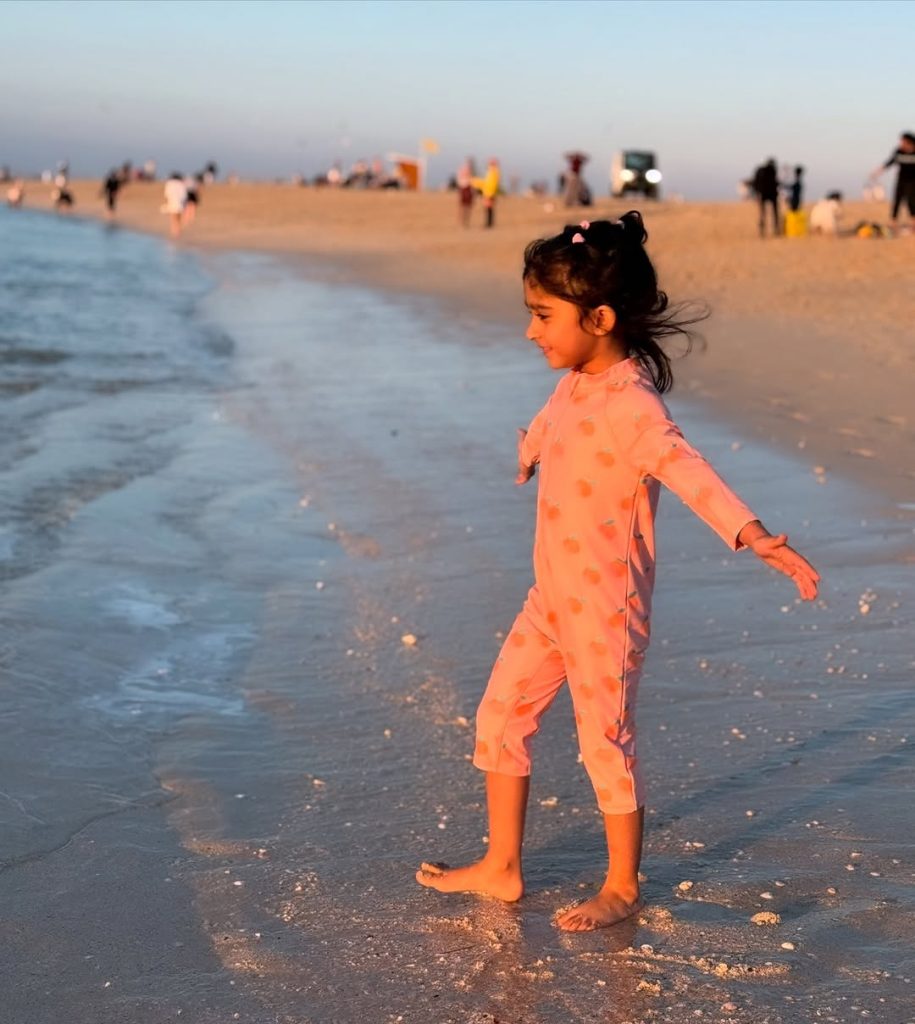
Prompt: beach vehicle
<box><xmin>611</xmin><ymin>150</ymin><xmax>662</xmax><ymax>199</ymax></box>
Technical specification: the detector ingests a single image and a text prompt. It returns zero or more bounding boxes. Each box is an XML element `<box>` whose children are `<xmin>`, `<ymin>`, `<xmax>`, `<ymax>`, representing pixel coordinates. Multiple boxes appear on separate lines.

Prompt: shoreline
<box><xmin>9</xmin><ymin>181</ymin><xmax>914</xmax><ymax>522</ymax></box>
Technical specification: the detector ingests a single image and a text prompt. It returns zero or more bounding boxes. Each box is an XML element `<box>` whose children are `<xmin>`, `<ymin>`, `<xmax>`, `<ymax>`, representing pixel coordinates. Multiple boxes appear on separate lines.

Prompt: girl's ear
<box><xmin>589</xmin><ymin>305</ymin><xmax>617</xmax><ymax>336</ymax></box>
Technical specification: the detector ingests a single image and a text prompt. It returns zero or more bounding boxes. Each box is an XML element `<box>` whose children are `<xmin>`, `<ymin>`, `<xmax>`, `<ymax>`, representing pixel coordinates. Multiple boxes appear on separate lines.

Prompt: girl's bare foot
<box><xmin>415</xmin><ymin>857</ymin><xmax>524</xmax><ymax>902</ymax></box>
<box><xmin>554</xmin><ymin>884</ymin><xmax>642</xmax><ymax>931</ymax></box>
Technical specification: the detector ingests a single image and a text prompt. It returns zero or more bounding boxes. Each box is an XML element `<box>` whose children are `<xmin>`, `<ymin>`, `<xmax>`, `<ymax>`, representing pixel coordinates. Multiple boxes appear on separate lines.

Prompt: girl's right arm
<box><xmin>515</xmin><ymin>397</ymin><xmax>553</xmax><ymax>485</ymax></box>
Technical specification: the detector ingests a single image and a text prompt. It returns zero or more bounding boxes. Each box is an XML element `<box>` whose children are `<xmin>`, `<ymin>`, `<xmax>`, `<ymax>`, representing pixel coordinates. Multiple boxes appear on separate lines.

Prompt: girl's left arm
<box><xmin>734</xmin><ymin>520</ymin><xmax>819</xmax><ymax>601</ymax></box>
<box><xmin>615</xmin><ymin>398</ymin><xmax>819</xmax><ymax>600</ymax></box>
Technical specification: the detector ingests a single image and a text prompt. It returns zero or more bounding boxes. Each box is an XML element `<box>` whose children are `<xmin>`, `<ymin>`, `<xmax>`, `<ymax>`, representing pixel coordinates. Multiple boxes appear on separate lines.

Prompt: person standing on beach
<box><xmin>456</xmin><ymin>158</ymin><xmax>476</xmax><ymax>227</ymax></box>
<box><xmin>562</xmin><ymin>151</ymin><xmax>590</xmax><ymax>207</ymax></box>
<box><xmin>475</xmin><ymin>158</ymin><xmax>500</xmax><ymax>229</ymax></box>
<box><xmin>183</xmin><ymin>174</ymin><xmax>200</xmax><ymax>227</ymax></box>
<box><xmin>786</xmin><ymin>165</ymin><xmax>804</xmax><ymax>213</ymax></box>
<box><xmin>416</xmin><ymin>213</ymin><xmax>819</xmax><ymax>930</ymax></box>
<box><xmin>162</xmin><ymin>173</ymin><xmax>188</xmax><ymax>238</ymax></box>
<box><xmin>6</xmin><ymin>179</ymin><xmax>25</xmax><ymax>207</ymax></box>
<box><xmin>101</xmin><ymin>169</ymin><xmax>122</xmax><ymax>217</ymax></box>
<box><xmin>869</xmin><ymin>131</ymin><xmax>915</xmax><ymax>232</ymax></box>
<box><xmin>752</xmin><ymin>158</ymin><xmax>780</xmax><ymax>236</ymax></box>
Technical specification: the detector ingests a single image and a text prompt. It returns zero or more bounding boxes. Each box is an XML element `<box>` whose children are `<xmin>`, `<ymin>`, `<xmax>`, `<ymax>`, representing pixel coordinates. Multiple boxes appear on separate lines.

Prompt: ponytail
<box><xmin>522</xmin><ymin>211</ymin><xmax>706</xmax><ymax>393</ymax></box>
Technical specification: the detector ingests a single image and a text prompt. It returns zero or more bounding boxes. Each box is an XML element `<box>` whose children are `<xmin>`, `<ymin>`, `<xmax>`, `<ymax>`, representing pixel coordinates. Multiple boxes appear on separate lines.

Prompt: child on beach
<box><xmin>416</xmin><ymin>212</ymin><xmax>820</xmax><ymax>931</ymax></box>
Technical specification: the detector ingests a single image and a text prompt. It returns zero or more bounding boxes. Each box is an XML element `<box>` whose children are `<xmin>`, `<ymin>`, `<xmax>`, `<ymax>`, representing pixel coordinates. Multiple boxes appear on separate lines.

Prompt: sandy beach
<box><xmin>16</xmin><ymin>179</ymin><xmax>915</xmax><ymax>516</ymax></box>
<box><xmin>2</xmin><ymin>188</ymin><xmax>913</xmax><ymax>1023</ymax></box>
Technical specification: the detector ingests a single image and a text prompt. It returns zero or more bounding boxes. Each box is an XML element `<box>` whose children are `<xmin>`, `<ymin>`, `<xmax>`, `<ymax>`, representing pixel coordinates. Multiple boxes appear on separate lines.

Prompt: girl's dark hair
<box><xmin>522</xmin><ymin>211</ymin><xmax>706</xmax><ymax>393</ymax></box>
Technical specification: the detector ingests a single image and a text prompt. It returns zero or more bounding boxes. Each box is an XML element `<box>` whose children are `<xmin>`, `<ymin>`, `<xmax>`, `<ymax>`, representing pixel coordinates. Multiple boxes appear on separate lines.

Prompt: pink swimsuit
<box><xmin>473</xmin><ymin>358</ymin><xmax>757</xmax><ymax>813</ymax></box>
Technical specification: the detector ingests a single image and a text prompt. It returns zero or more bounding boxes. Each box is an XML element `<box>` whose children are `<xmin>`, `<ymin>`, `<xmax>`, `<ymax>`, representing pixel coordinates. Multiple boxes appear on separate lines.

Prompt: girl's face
<box><xmin>523</xmin><ymin>280</ymin><xmax>620</xmax><ymax>373</ymax></box>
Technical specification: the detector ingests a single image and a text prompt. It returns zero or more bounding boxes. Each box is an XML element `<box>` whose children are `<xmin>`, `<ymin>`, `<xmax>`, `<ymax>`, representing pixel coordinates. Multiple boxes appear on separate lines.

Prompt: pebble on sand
<box><xmin>401</xmin><ymin>633</ymin><xmax>418</xmax><ymax>647</ymax></box>
<box><xmin>677</xmin><ymin>880</ymin><xmax>694</xmax><ymax>891</ymax></box>
<box><xmin>751</xmin><ymin>911</ymin><xmax>781</xmax><ymax>925</ymax></box>
<box><xmin>636</xmin><ymin>979</ymin><xmax>661</xmax><ymax>995</ymax></box>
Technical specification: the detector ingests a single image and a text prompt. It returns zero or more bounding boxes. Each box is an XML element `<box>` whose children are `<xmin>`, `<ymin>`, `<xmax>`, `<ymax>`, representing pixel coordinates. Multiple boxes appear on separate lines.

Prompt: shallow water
<box><xmin>1</xmin><ymin>213</ymin><xmax>913</xmax><ymax>1023</ymax></box>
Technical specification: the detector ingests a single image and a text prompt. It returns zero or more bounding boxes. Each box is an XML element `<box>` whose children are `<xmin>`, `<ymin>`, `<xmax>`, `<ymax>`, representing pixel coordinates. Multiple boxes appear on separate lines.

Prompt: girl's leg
<box><xmin>415</xmin><ymin>771</ymin><xmax>529</xmax><ymax>901</ymax></box>
<box><xmin>555</xmin><ymin>806</ymin><xmax>644</xmax><ymax>931</ymax></box>
<box><xmin>416</xmin><ymin>591</ymin><xmax>565</xmax><ymax>901</ymax></box>
<box><xmin>557</xmin><ymin>649</ymin><xmax>645</xmax><ymax>930</ymax></box>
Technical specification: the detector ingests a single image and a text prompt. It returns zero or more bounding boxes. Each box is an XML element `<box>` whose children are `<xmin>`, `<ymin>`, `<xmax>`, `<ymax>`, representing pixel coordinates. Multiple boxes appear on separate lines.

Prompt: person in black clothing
<box><xmin>752</xmin><ymin>158</ymin><xmax>780</xmax><ymax>237</ymax></box>
<box><xmin>786</xmin><ymin>166</ymin><xmax>804</xmax><ymax>213</ymax></box>
<box><xmin>871</xmin><ymin>131</ymin><xmax>915</xmax><ymax>228</ymax></box>
<box><xmin>101</xmin><ymin>169</ymin><xmax>122</xmax><ymax>216</ymax></box>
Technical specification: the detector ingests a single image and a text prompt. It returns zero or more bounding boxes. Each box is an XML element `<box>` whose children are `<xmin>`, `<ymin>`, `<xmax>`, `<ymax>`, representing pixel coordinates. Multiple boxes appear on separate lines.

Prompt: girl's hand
<box><xmin>741</xmin><ymin>526</ymin><xmax>820</xmax><ymax>601</ymax></box>
<box><xmin>516</xmin><ymin>428</ymin><xmax>536</xmax><ymax>485</ymax></box>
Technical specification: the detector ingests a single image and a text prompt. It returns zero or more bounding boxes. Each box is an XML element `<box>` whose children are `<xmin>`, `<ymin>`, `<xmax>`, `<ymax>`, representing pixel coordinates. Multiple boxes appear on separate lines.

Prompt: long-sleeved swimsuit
<box><xmin>472</xmin><ymin>358</ymin><xmax>758</xmax><ymax>813</ymax></box>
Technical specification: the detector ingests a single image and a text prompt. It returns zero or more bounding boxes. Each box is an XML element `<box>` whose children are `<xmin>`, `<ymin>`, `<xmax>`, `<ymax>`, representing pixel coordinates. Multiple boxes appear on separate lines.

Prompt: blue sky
<box><xmin>1</xmin><ymin>0</ymin><xmax>911</xmax><ymax>199</ymax></box>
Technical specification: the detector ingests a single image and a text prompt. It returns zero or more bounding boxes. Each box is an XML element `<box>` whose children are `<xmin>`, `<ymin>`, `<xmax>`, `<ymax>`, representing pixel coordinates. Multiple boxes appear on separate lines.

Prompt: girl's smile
<box><xmin>523</xmin><ymin>280</ymin><xmax>625</xmax><ymax>374</ymax></box>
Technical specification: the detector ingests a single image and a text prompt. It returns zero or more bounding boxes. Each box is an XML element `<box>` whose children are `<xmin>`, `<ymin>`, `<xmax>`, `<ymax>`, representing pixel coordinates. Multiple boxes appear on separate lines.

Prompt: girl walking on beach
<box><xmin>416</xmin><ymin>213</ymin><xmax>820</xmax><ymax>931</ymax></box>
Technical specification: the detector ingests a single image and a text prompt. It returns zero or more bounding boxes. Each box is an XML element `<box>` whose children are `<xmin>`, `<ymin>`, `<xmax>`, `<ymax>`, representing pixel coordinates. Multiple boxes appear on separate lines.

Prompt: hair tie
<box><xmin>579</xmin><ymin>220</ymin><xmax>590</xmax><ymax>230</ymax></box>
<box><xmin>571</xmin><ymin>232</ymin><xmax>585</xmax><ymax>244</ymax></box>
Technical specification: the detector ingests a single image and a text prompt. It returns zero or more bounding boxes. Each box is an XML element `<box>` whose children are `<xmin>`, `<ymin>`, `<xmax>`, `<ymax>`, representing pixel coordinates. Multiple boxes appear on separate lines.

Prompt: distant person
<box><xmin>52</xmin><ymin>184</ymin><xmax>74</xmax><ymax>212</ymax></box>
<box><xmin>786</xmin><ymin>165</ymin><xmax>804</xmax><ymax>212</ymax></box>
<box><xmin>369</xmin><ymin>156</ymin><xmax>385</xmax><ymax>187</ymax></box>
<box><xmin>562</xmin><ymin>151</ymin><xmax>590</xmax><ymax>207</ymax></box>
<box><xmin>476</xmin><ymin>158</ymin><xmax>500</xmax><ymax>229</ymax></box>
<box><xmin>415</xmin><ymin>213</ymin><xmax>819</xmax><ymax>930</ymax></box>
<box><xmin>456</xmin><ymin>158</ymin><xmax>475</xmax><ymax>227</ymax></box>
<box><xmin>752</xmin><ymin>158</ymin><xmax>780</xmax><ymax>236</ymax></box>
<box><xmin>6</xmin><ymin>179</ymin><xmax>25</xmax><ymax>207</ymax></box>
<box><xmin>869</xmin><ymin>131</ymin><xmax>915</xmax><ymax>231</ymax></box>
<box><xmin>810</xmin><ymin>191</ymin><xmax>843</xmax><ymax>235</ymax></box>
<box><xmin>101</xmin><ymin>169</ymin><xmax>122</xmax><ymax>216</ymax></box>
<box><xmin>326</xmin><ymin>162</ymin><xmax>343</xmax><ymax>187</ymax></box>
<box><xmin>162</xmin><ymin>172</ymin><xmax>188</xmax><ymax>238</ymax></box>
<box><xmin>183</xmin><ymin>175</ymin><xmax>200</xmax><ymax>226</ymax></box>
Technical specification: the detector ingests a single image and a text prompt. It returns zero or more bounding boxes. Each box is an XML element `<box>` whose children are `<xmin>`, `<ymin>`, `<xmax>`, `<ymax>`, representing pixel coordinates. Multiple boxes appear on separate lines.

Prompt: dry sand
<box><xmin>18</xmin><ymin>179</ymin><xmax>915</xmax><ymax>513</ymax></box>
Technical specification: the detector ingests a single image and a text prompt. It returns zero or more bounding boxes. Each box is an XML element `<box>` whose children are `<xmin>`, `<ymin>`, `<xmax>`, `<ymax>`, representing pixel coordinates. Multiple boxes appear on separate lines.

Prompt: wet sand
<box><xmin>149</xmin><ymin>263</ymin><xmax>915</xmax><ymax>1022</ymax></box>
<box><xmin>3</xmin><ymin>199</ymin><xmax>913</xmax><ymax>1022</ymax></box>
<box><xmin>17</xmin><ymin>178</ymin><xmax>915</xmax><ymax>514</ymax></box>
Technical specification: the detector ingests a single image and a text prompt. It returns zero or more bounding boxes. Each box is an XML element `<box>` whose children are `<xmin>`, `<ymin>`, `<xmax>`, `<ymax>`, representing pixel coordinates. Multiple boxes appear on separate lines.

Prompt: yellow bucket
<box><xmin>784</xmin><ymin>210</ymin><xmax>808</xmax><ymax>237</ymax></box>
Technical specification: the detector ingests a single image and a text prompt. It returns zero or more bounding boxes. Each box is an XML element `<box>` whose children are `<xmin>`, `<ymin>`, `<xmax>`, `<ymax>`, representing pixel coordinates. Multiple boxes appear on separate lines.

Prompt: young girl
<box><xmin>416</xmin><ymin>212</ymin><xmax>820</xmax><ymax>931</ymax></box>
